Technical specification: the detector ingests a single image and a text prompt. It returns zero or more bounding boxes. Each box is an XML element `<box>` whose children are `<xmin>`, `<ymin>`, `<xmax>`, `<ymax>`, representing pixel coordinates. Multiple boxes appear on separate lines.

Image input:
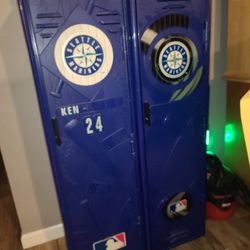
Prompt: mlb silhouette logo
<box><xmin>93</xmin><ymin>232</ymin><xmax>127</xmax><ymax>250</ymax></box>
<box><xmin>170</xmin><ymin>199</ymin><xmax>188</xmax><ymax>214</ymax></box>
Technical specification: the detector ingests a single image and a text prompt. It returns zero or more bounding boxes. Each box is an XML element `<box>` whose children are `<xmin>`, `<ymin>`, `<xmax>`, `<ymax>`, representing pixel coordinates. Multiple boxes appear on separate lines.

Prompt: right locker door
<box><xmin>134</xmin><ymin>0</ymin><xmax>210</xmax><ymax>249</ymax></box>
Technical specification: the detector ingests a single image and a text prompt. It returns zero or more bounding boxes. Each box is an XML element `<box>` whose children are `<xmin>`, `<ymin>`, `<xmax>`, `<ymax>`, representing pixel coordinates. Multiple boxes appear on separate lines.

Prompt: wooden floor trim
<box><xmin>21</xmin><ymin>223</ymin><xmax>65</xmax><ymax>249</ymax></box>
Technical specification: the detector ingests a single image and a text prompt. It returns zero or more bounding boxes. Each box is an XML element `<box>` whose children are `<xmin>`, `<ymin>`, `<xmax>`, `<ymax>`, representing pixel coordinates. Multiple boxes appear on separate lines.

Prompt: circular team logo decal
<box><xmin>163</xmin><ymin>192</ymin><xmax>191</xmax><ymax>220</ymax></box>
<box><xmin>158</xmin><ymin>41</ymin><xmax>191</xmax><ymax>80</ymax></box>
<box><xmin>64</xmin><ymin>35</ymin><xmax>104</xmax><ymax>76</ymax></box>
<box><xmin>55</xmin><ymin>24</ymin><xmax>114</xmax><ymax>86</ymax></box>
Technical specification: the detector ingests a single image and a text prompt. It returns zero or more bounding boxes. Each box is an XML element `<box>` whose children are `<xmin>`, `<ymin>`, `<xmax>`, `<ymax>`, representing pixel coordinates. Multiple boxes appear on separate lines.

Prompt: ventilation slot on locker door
<box><xmin>36</xmin><ymin>12</ymin><xmax>62</xmax><ymax>39</ymax></box>
<box><xmin>98</xmin><ymin>10</ymin><xmax>120</xmax><ymax>25</ymax></box>
<box><xmin>158</xmin><ymin>0</ymin><xmax>189</xmax><ymax>10</ymax></box>
<box><xmin>96</xmin><ymin>10</ymin><xmax>121</xmax><ymax>33</ymax></box>
<box><xmin>149</xmin><ymin>14</ymin><xmax>189</xmax><ymax>32</ymax></box>
<box><xmin>96</xmin><ymin>11</ymin><xmax>119</xmax><ymax>16</ymax></box>
<box><xmin>158</xmin><ymin>0</ymin><xmax>189</xmax><ymax>2</ymax></box>
<box><xmin>37</xmin><ymin>13</ymin><xmax>62</xmax><ymax>19</ymax></box>
<box><xmin>36</xmin><ymin>23</ymin><xmax>60</xmax><ymax>29</ymax></box>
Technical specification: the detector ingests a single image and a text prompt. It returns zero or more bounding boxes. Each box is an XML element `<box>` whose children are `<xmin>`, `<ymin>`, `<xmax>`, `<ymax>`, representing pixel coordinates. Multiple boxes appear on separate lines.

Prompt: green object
<box><xmin>206</xmin><ymin>130</ymin><xmax>214</xmax><ymax>152</ymax></box>
<box><xmin>206</xmin><ymin>130</ymin><xmax>210</xmax><ymax>146</ymax></box>
<box><xmin>206</xmin><ymin>150</ymin><xmax>214</xmax><ymax>155</ymax></box>
<box><xmin>225</xmin><ymin>124</ymin><xmax>236</xmax><ymax>143</ymax></box>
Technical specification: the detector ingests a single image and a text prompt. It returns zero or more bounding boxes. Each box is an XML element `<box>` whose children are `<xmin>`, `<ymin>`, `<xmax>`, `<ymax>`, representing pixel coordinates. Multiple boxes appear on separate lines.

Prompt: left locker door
<box><xmin>19</xmin><ymin>1</ymin><xmax>144</xmax><ymax>249</ymax></box>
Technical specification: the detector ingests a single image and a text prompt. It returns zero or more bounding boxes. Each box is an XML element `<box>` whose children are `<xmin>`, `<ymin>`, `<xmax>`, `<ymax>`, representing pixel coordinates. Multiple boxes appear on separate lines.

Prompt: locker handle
<box><xmin>51</xmin><ymin>118</ymin><xmax>62</xmax><ymax>146</ymax></box>
<box><xmin>144</xmin><ymin>102</ymin><xmax>151</xmax><ymax>126</ymax></box>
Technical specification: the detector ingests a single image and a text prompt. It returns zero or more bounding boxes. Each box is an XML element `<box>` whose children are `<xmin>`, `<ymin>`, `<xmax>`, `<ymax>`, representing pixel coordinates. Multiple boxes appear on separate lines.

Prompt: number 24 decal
<box><xmin>85</xmin><ymin>116</ymin><xmax>103</xmax><ymax>135</ymax></box>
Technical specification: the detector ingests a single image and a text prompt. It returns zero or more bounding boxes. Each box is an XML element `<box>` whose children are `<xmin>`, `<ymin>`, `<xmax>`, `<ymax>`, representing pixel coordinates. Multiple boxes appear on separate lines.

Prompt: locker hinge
<box><xmin>144</xmin><ymin>102</ymin><xmax>151</xmax><ymax>126</ymax></box>
<box><xmin>130</xmin><ymin>133</ymin><xmax>136</xmax><ymax>159</ymax></box>
<box><xmin>19</xmin><ymin>3</ymin><xmax>23</xmax><ymax>11</ymax></box>
<box><xmin>122</xmin><ymin>26</ymin><xmax>128</xmax><ymax>60</ymax></box>
<box><xmin>203</xmin><ymin>21</ymin><xmax>209</xmax><ymax>52</ymax></box>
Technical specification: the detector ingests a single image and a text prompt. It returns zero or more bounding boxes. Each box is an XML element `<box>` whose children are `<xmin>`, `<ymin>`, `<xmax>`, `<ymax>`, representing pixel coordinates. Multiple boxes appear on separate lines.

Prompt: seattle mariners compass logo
<box><xmin>155</xmin><ymin>39</ymin><xmax>192</xmax><ymax>83</ymax></box>
<box><xmin>64</xmin><ymin>35</ymin><xmax>104</xmax><ymax>76</ymax></box>
<box><xmin>55</xmin><ymin>24</ymin><xmax>114</xmax><ymax>86</ymax></box>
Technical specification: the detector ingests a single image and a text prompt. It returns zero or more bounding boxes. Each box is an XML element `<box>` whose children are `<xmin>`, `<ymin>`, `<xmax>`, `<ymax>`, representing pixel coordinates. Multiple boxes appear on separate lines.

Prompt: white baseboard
<box><xmin>21</xmin><ymin>223</ymin><xmax>65</xmax><ymax>249</ymax></box>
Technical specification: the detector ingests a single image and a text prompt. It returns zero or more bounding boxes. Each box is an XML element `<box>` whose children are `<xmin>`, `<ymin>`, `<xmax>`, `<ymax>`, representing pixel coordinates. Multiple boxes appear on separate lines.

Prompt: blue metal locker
<box><xmin>18</xmin><ymin>1</ymin><xmax>145</xmax><ymax>250</ymax></box>
<box><xmin>19</xmin><ymin>0</ymin><xmax>210</xmax><ymax>249</ymax></box>
<box><xmin>130</xmin><ymin>0</ymin><xmax>211</xmax><ymax>249</ymax></box>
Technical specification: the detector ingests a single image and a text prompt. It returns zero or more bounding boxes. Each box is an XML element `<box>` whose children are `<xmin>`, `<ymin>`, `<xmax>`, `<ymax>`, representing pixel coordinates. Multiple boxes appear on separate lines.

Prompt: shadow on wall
<box><xmin>208</xmin><ymin>0</ymin><xmax>228</xmax><ymax>160</ymax></box>
<box><xmin>0</xmin><ymin>0</ymin><xmax>61</xmax><ymax>234</ymax></box>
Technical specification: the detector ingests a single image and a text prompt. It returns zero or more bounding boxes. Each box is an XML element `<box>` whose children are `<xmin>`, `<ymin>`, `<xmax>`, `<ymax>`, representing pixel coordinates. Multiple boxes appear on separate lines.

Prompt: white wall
<box><xmin>209</xmin><ymin>0</ymin><xmax>228</xmax><ymax>159</ymax></box>
<box><xmin>0</xmin><ymin>0</ymin><xmax>228</xmax><ymax>248</ymax></box>
<box><xmin>0</xmin><ymin>0</ymin><xmax>63</xmax><ymax>248</ymax></box>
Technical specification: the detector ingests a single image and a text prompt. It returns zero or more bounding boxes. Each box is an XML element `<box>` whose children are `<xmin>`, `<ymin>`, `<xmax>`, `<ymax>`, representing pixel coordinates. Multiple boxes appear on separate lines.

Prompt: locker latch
<box><xmin>51</xmin><ymin>118</ymin><xmax>62</xmax><ymax>146</ymax></box>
